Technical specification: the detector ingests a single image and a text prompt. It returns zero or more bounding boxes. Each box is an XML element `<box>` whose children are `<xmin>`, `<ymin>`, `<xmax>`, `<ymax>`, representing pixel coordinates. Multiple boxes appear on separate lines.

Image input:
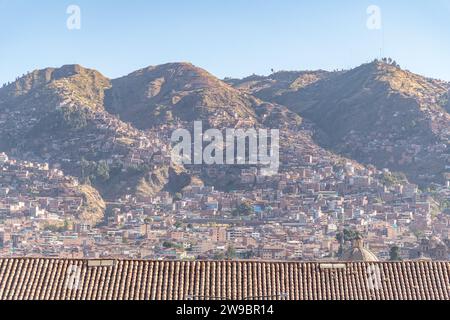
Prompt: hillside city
<box><xmin>1</xmin><ymin>121</ymin><xmax>448</xmax><ymax>261</ymax></box>
<box><xmin>0</xmin><ymin>61</ymin><xmax>449</xmax><ymax>262</ymax></box>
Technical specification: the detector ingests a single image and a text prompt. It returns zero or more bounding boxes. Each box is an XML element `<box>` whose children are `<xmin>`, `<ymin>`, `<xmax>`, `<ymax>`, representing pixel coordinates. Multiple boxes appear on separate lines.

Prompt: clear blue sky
<box><xmin>1</xmin><ymin>0</ymin><xmax>450</xmax><ymax>85</ymax></box>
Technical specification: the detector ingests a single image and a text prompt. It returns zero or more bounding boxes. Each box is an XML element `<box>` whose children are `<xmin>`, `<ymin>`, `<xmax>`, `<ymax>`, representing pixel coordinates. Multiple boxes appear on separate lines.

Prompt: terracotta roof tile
<box><xmin>0</xmin><ymin>258</ymin><xmax>448</xmax><ymax>300</ymax></box>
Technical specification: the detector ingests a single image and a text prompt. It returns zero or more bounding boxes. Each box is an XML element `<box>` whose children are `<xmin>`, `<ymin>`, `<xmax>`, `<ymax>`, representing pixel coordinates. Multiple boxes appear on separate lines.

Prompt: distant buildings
<box><xmin>0</xmin><ymin>120</ymin><xmax>448</xmax><ymax>262</ymax></box>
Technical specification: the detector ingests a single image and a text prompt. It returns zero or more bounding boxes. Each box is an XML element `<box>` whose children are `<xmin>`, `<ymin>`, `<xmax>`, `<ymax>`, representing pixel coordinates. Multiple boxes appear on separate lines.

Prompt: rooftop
<box><xmin>0</xmin><ymin>258</ymin><xmax>448</xmax><ymax>300</ymax></box>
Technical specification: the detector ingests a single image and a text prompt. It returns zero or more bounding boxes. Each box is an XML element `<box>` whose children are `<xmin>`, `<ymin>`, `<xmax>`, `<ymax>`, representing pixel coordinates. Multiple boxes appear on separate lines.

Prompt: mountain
<box><xmin>105</xmin><ymin>62</ymin><xmax>263</xmax><ymax>129</ymax></box>
<box><xmin>0</xmin><ymin>63</ymin><xmax>300</xmax><ymax>202</ymax></box>
<box><xmin>225</xmin><ymin>70</ymin><xmax>332</xmax><ymax>101</ymax></box>
<box><xmin>0</xmin><ymin>64</ymin><xmax>110</xmax><ymax>111</ymax></box>
<box><xmin>0</xmin><ymin>64</ymin><xmax>111</xmax><ymax>148</ymax></box>
<box><xmin>0</xmin><ymin>65</ymin><xmax>191</xmax><ymax>204</ymax></box>
<box><xmin>231</xmin><ymin>61</ymin><xmax>450</xmax><ymax>185</ymax></box>
<box><xmin>1</xmin><ymin>60</ymin><xmax>448</xmax><ymax>210</ymax></box>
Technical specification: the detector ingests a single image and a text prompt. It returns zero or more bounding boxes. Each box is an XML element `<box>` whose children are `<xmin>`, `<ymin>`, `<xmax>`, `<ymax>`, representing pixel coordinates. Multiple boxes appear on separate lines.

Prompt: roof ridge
<box><xmin>0</xmin><ymin>257</ymin><xmax>448</xmax><ymax>264</ymax></box>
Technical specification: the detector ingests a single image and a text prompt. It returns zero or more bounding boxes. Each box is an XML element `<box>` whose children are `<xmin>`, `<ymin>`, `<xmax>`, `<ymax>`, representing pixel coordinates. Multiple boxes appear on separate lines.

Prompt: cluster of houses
<box><xmin>340</xmin><ymin>113</ymin><xmax>450</xmax><ymax>184</ymax></box>
<box><xmin>0</xmin><ymin>153</ymin><xmax>94</xmax><ymax>256</ymax></box>
<box><xmin>1</xmin><ymin>112</ymin><xmax>448</xmax><ymax>262</ymax></box>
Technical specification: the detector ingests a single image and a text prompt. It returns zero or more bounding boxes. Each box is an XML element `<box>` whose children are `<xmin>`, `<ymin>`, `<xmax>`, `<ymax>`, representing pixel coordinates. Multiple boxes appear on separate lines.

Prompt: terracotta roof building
<box><xmin>0</xmin><ymin>258</ymin><xmax>448</xmax><ymax>300</ymax></box>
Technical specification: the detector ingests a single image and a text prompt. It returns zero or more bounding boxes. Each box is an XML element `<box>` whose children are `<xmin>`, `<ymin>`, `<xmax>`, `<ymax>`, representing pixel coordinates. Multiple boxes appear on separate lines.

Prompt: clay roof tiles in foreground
<box><xmin>0</xmin><ymin>258</ymin><xmax>448</xmax><ymax>300</ymax></box>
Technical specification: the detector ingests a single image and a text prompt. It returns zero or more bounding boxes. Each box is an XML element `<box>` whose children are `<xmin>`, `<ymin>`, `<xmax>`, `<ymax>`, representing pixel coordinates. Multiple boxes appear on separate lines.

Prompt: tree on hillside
<box><xmin>95</xmin><ymin>160</ymin><xmax>110</xmax><ymax>181</ymax></box>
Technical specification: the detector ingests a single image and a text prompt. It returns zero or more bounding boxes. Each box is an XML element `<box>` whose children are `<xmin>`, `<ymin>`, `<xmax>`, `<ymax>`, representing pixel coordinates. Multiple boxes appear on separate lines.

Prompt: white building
<box><xmin>0</xmin><ymin>153</ymin><xmax>8</xmax><ymax>165</ymax></box>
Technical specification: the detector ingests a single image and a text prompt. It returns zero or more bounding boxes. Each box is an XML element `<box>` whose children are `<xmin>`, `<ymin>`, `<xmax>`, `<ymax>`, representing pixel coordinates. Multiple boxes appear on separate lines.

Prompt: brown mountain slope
<box><xmin>0</xmin><ymin>65</ymin><xmax>113</xmax><ymax>151</ymax></box>
<box><xmin>0</xmin><ymin>65</ymin><xmax>191</xmax><ymax>202</ymax></box>
<box><xmin>104</xmin><ymin>62</ymin><xmax>263</xmax><ymax>129</ymax></box>
<box><xmin>0</xmin><ymin>64</ymin><xmax>110</xmax><ymax>111</ymax></box>
<box><xmin>225</xmin><ymin>70</ymin><xmax>332</xmax><ymax>102</ymax></box>
<box><xmin>3</xmin><ymin>61</ymin><xmax>447</xmax><ymax>194</ymax></box>
<box><xmin>0</xmin><ymin>63</ymin><xmax>303</xmax><ymax>201</ymax></box>
<box><xmin>235</xmin><ymin>61</ymin><xmax>450</xmax><ymax>185</ymax></box>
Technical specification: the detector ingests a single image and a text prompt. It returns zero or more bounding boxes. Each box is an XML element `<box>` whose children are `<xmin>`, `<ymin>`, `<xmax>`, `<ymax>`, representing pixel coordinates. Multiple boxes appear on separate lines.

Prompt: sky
<box><xmin>1</xmin><ymin>0</ymin><xmax>450</xmax><ymax>85</ymax></box>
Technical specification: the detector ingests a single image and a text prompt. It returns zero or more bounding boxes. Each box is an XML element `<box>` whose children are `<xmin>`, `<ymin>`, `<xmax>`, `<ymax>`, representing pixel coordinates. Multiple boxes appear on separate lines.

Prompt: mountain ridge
<box><xmin>228</xmin><ymin>60</ymin><xmax>450</xmax><ymax>185</ymax></box>
<box><xmin>104</xmin><ymin>62</ymin><xmax>263</xmax><ymax>129</ymax></box>
<box><xmin>1</xmin><ymin>60</ymin><xmax>449</xmax><ymax>193</ymax></box>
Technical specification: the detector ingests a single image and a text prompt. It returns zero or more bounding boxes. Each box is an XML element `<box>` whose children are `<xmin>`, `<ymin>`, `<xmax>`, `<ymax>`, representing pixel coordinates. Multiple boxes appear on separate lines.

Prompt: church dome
<box><xmin>340</xmin><ymin>236</ymin><xmax>379</xmax><ymax>262</ymax></box>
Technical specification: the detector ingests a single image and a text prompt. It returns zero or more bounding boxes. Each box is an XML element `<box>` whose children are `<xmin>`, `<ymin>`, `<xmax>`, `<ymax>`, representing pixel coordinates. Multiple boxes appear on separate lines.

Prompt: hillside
<box><xmin>105</xmin><ymin>62</ymin><xmax>261</xmax><ymax>129</ymax></box>
<box><xmin>0</xmin><ymin>65</ymin><xmax>182</xmax><ymax>203</ymax></box>
<box><xmin>225</xmin><ymin>70</ymin><xmax>332</xmax><ymax>101</ymax></box>
<box><xmin>231</xmin><ymin>61</ymin><xmax>450</xmax><ymax>185</ymax></box>
<box><xmin>0</xmin><ymin>64</ymin><xmax>110</xmax><ymax>111</ymax></box>
<box><xmin>1</xmin><ymin>60</ymin><xmax>449</xmax><ymax>204</ymax></box>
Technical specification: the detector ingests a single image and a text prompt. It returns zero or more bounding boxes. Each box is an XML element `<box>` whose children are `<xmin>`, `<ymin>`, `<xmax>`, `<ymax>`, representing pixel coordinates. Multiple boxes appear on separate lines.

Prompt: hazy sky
<box><xmin>1</xmin><ymin>0</ymin><xmax>450</xmax><ymax>85</ymax></box>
